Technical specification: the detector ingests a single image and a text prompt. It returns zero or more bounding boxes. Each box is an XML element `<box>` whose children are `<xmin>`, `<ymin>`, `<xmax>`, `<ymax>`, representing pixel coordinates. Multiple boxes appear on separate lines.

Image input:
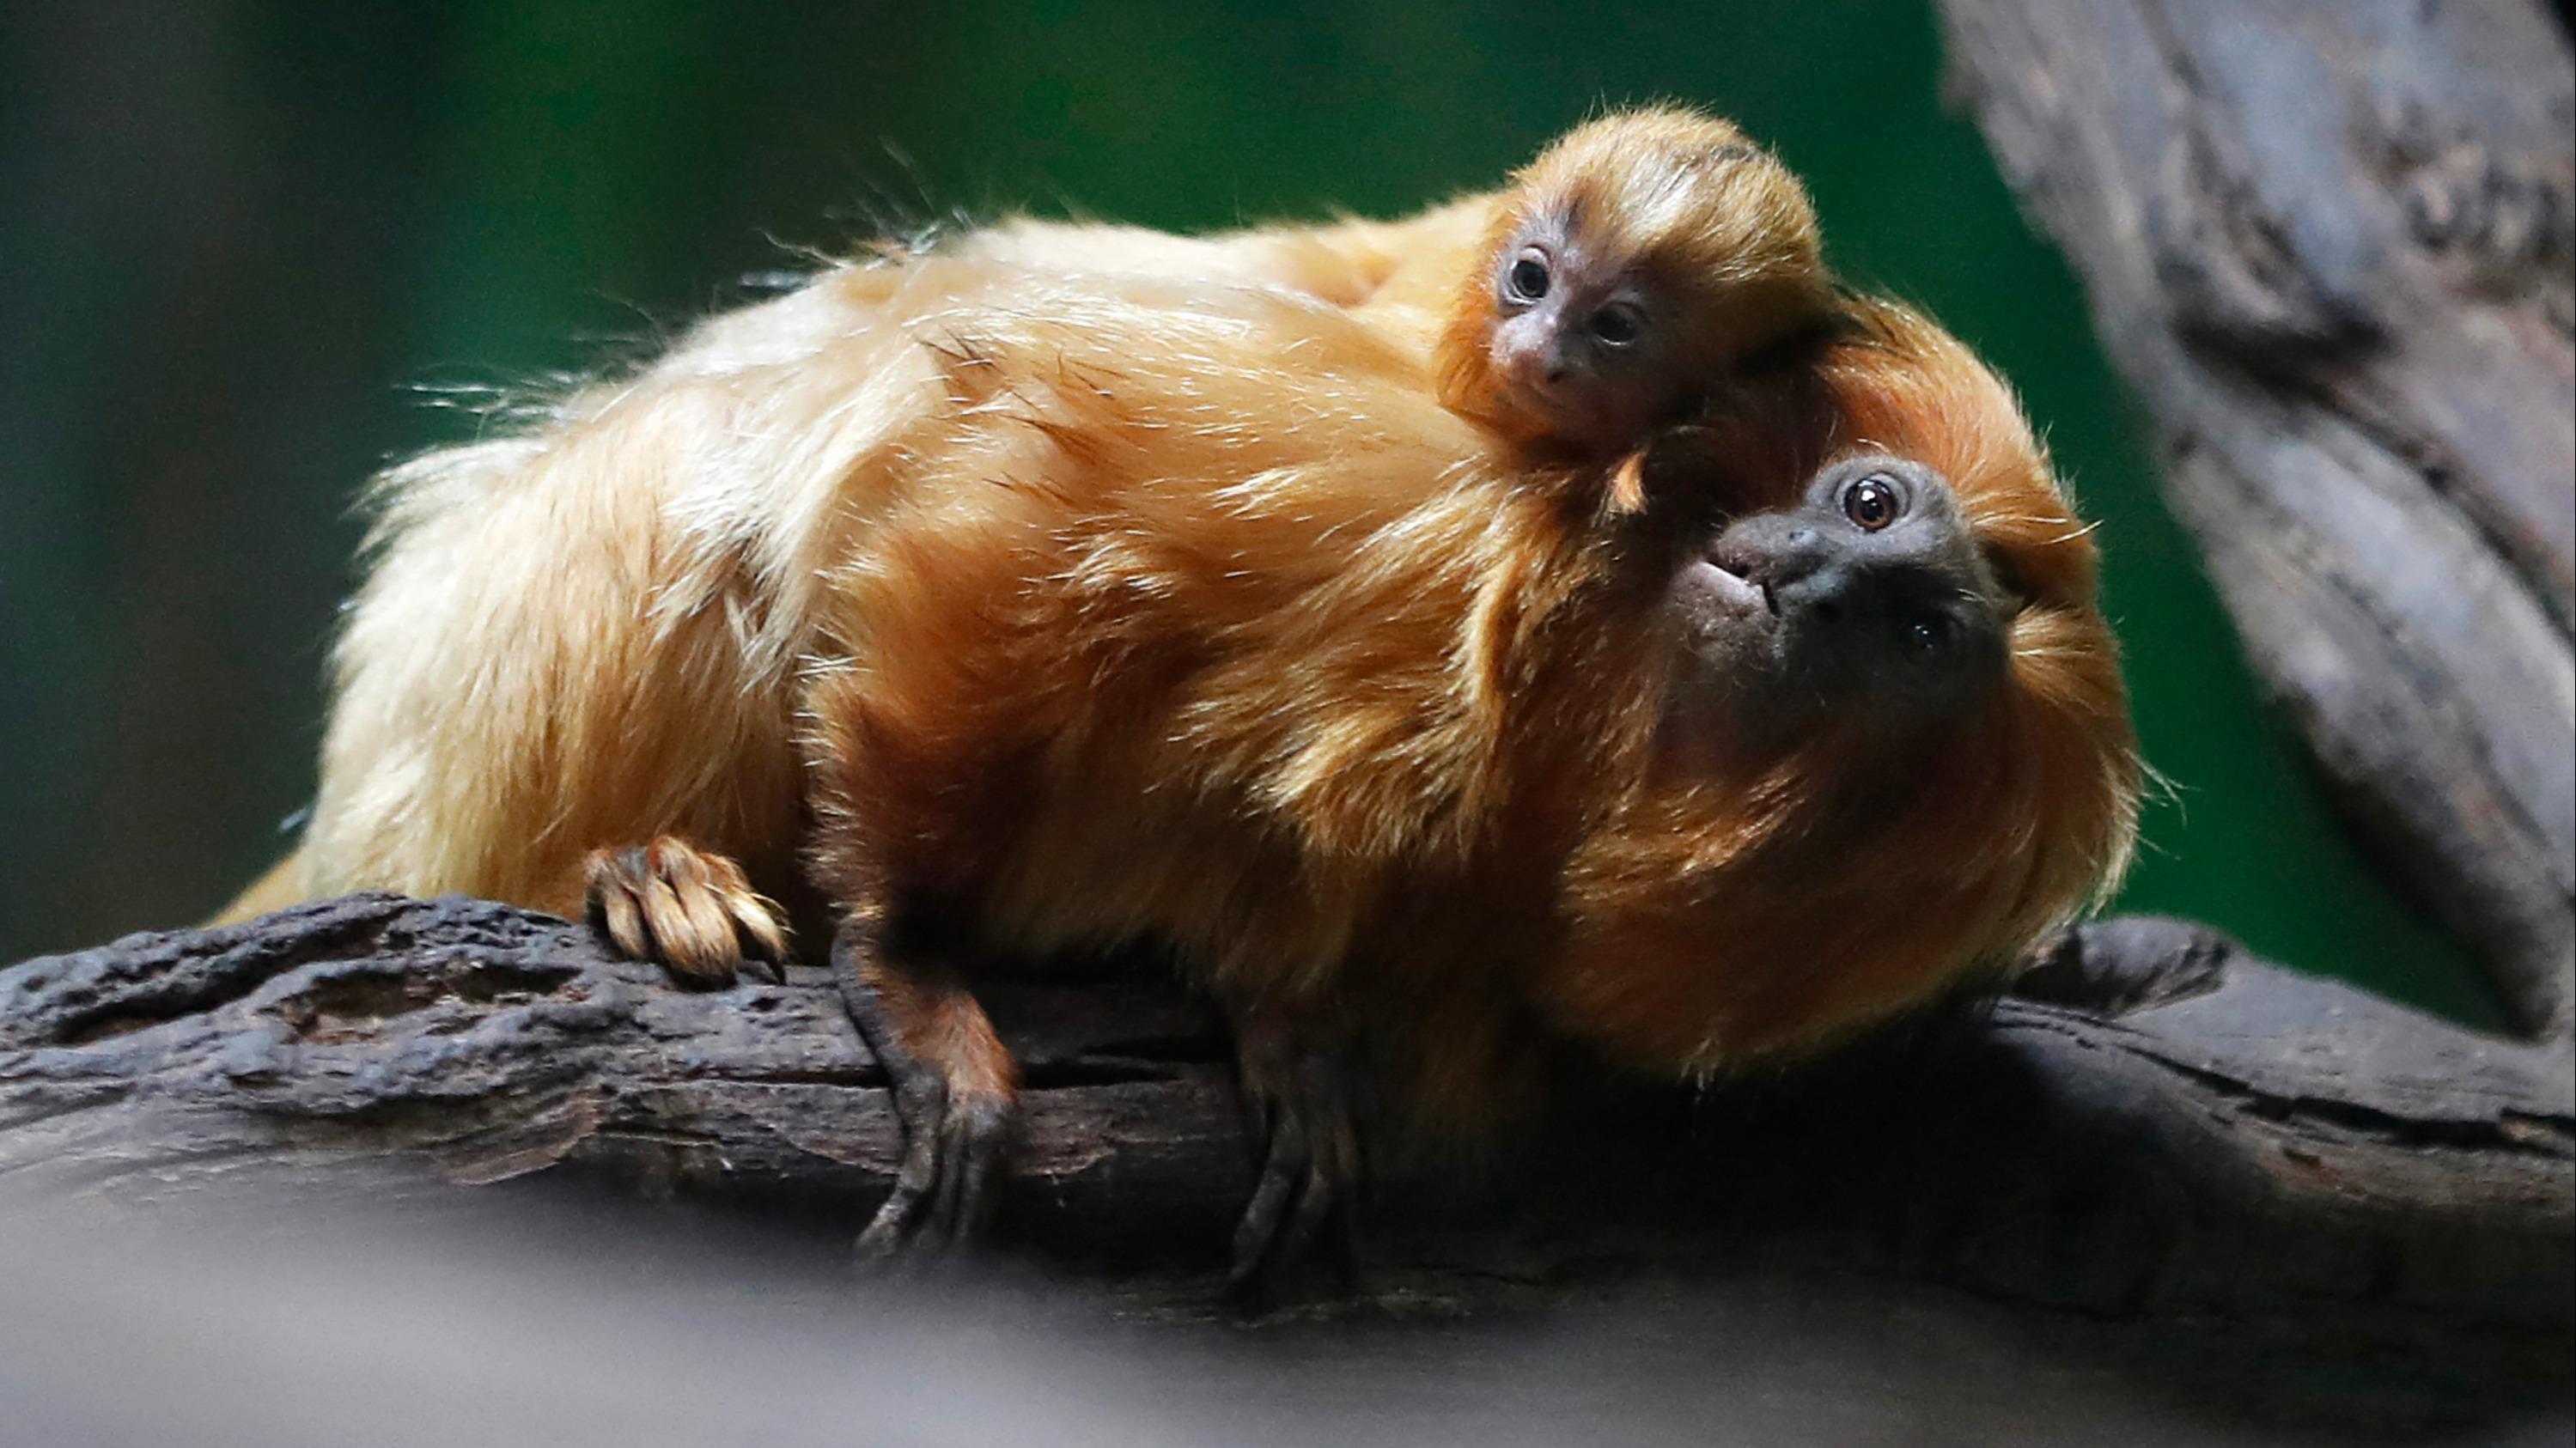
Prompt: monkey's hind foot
<box><xmin>1226</xmin><ymin>1011</ymin><xmax>1365</xmax><ymax>1311</ymax></box>
<box><xmin>833</xmin><ymin>919</ymin><xmax>1020</xmax><ymax>1262</ymax></box>
<box><xmin>584</xmin><ymin>837</ymin><xmax>789</xmax><ymax>987</ymax></box>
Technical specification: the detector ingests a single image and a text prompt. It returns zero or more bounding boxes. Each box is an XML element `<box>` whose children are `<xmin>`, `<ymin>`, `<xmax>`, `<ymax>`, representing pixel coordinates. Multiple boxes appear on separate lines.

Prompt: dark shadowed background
<box><xmin>0</xmin><ymin>0</ymin><xmax>2500</xmax><ymax>1023</ymax></box>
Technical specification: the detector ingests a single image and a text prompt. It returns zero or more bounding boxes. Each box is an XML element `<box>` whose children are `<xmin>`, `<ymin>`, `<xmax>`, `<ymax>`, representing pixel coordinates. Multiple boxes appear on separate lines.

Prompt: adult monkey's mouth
<box><xmin>1669</xmin><ymin>554</ymin><xmax>1776</xmax><ymax>639</ymax></box>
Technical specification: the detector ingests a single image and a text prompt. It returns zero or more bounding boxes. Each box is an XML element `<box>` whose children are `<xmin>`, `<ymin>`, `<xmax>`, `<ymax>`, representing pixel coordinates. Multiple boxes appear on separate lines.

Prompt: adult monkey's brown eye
<box><xmin>1842</xmin><ymin>475</ymin><xmax>1903</xmax><ymax>531</ymax></box>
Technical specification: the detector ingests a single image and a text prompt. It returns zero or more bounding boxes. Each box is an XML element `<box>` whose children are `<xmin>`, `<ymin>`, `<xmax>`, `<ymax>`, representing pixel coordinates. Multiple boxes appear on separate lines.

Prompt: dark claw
<box><xmin>942</xmin><ymin>1095</ymin><xmax>1008</xmax><ymax>1241</ymax></box>
<box><xmin>856</xmin><ymin>1075</ymin><xmax>948</xmax><ymax>1258</ymax></box>
<box><xmin>1229</xmin><ymin>1104</ymin><xmax>1308</xmax><ymax>1292</ymax></box>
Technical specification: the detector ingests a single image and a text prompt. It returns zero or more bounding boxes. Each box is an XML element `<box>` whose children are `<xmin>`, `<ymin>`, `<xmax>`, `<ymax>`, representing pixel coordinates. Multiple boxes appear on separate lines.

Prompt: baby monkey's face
<box><xmin>1487</xmin><ymin>210</ymin><xmax>1690</xmax><ymax>453</ymax></box>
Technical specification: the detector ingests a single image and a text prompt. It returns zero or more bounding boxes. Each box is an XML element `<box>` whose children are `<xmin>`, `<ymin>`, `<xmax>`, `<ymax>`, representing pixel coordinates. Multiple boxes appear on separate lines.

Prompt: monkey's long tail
<box><xmin>210</xmin><ymin>847</ymin><xmax>309</xmax><ymax>926</ymax></box>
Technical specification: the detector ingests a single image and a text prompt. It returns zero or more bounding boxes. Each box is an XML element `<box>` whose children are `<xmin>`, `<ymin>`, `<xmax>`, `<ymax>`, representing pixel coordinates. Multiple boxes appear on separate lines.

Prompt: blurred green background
<box><xmin>0</xmin><ymin>1</ymin><xmax>2497</xmax><ymax>1023</ymax></box>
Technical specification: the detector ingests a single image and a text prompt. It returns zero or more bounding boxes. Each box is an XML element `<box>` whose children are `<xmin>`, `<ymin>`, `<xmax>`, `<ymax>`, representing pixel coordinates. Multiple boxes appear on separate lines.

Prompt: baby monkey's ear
<box><xmin>1602</xmin><ymin>424</ymin><xmax>1747</xmax><ymax>526</ymax></box>
<box><xmin>1606</xmin><ymin>448</ymin><xmax>1652</xmax><ymax>516</ymax></box>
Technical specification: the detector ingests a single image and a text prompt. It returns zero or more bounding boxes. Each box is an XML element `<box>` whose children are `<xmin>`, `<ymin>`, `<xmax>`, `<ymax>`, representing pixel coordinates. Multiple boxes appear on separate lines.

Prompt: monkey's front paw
<box><xmin>856</xmin><ymin>1074</ymin><xmax>1014</xmax><ymax>1260</ymax></box>
<box><xmin>583</xmin><ymin>837</ymin><xmax>789</xmax><ymax>986</ymax></box>
<box><xmin>1227</xmin><ymin>1019</ymin><xmax>1364</xmax><ymax>1310</ymax></box>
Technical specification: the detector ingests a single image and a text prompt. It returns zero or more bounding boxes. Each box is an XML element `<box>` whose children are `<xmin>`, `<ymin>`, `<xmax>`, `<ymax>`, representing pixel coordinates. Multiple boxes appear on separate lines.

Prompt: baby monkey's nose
<box><xmin>1497</xmin><ymin>332</ymin><xmax>1559</xmax><ymax>390</ymax></box>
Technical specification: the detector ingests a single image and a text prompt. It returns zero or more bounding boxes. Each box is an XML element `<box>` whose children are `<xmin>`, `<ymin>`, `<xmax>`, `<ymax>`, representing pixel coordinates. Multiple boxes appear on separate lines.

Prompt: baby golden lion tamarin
<box><xmin>770</xmin><ymin>284</ymin><xmax>2136</xmax><ymax>1291</ymax></box>
<box><xmin>957</xmin><ymin>106</ymin><xmax>1830</xmax><ymax>457</ymax></box>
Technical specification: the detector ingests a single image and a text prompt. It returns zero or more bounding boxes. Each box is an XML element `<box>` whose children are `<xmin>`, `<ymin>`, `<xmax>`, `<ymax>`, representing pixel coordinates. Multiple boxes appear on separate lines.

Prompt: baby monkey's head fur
<box><xmin>1437</xmin><ymin>106</ymin><xmax>1830</xmax><ymax>454</ymax></box>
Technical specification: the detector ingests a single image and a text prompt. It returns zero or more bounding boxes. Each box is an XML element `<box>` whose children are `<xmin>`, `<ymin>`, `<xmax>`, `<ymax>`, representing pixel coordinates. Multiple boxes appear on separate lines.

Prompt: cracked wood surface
<box><xmin>1938</xmin><ymin>0</ymin><xmax>2576</xmax><ymax>1038</ymax></box>
<box><xmin>3</xmin><ymin>892</ymin><xmax>2567</xmax><ymax>1362</ymax></box>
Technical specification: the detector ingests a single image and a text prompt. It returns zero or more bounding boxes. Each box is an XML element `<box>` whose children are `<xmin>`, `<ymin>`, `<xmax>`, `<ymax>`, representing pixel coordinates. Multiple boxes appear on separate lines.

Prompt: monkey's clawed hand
<box><xmin>583</xmin><ymin>837</ymin><xmax>789</xmax><ymax>987</ymax></box>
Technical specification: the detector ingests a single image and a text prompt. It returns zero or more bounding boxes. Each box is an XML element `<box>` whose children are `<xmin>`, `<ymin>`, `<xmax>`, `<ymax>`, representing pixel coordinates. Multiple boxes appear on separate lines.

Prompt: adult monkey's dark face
<box><xmin>1667</xmin><ymin>454</ymin><xmax>2015</xmax><ymax>743</ymax></box>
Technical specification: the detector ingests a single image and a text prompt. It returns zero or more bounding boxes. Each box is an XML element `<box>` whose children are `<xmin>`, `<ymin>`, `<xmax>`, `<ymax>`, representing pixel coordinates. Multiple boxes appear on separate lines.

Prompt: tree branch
<box><xmin>4</xmin><ymin>893</ymin><xmax>2566</xmax><ymax>1354</ymax></box>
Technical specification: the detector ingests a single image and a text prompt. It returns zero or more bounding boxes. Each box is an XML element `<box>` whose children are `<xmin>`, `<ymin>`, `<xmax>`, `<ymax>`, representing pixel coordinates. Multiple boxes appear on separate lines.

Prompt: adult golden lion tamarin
<box><xmin>222</xmin><ymin>119</ymin><xmax>2136</xmax><ymax>1294</ymax></box>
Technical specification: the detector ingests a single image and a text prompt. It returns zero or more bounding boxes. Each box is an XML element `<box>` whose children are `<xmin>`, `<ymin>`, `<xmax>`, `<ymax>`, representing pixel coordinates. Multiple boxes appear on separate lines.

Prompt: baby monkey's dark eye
<box><xmin>1842</xmin><ymin>475</ymin><xmax>1903</xmax><ymax>531</ymax></box>
<box><xmin>1587</xmin><ymin>301</ymin><xmax>1647</xmax><ymax>348</ymax></box>
<box><xmin>1906</xmin><ymin>617</ymin><xmax>1949</xmax><ymax>656</ymax></box>
<box><xmin>1506</xmin><ymin>253</ymin><xmax>1550</xmax><ymax>302</ymax></box>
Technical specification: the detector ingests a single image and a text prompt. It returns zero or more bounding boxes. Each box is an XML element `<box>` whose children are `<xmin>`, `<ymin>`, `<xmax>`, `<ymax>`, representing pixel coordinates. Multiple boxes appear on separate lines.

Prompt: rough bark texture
<box><xmin>3</xmin><ymin>893</ymin><xmax>2567</xmax><ymax>1380</ymax></box>
<box><xmin>1938</xmin><ymin>0</ymin><xmax>2576</xmax><ymax>1038</ymax></box>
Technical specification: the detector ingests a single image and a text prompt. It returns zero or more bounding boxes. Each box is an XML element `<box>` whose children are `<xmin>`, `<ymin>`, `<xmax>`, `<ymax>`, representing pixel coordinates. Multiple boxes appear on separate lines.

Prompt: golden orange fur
<box><xmin>232</xmin><ymin>260</ymin><xmax>1464</xmax><ymax>932</ymax></box>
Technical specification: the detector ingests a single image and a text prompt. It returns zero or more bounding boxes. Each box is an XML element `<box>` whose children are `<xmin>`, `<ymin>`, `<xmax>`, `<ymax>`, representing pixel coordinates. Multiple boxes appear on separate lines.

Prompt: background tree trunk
<box><xmin>1937</xmin><ymin>0</ymin><xmax>2576</xmax><ymax>1037</ymax></box>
